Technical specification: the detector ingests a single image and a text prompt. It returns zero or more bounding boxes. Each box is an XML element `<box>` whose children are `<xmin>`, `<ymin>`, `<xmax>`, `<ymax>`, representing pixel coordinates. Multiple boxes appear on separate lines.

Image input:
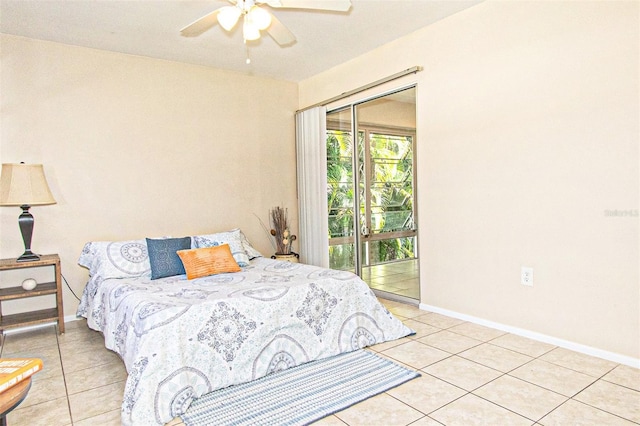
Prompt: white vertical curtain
<box><xmin>295</xmin><ymin>106</ymin><xmax>329</xmax><ymax>268</ymax></box>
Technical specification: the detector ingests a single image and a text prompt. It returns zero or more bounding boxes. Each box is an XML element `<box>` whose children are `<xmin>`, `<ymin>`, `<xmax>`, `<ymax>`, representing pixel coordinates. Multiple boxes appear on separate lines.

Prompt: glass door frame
<box><xmin>358</xmin><ymin>125</ymin><xmax>418</xmax><ymax>271</ymax></box>
<box><xmin>327</xmin><ymin>83</ymin><xmax>418</xmax><ymax>282</ymax></box>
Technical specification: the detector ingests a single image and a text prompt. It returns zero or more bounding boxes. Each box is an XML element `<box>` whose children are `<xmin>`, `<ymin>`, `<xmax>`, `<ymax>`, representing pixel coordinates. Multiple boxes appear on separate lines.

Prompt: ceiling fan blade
<box><xmin>265</xmin><ymin>13</ymin><xmax>296</xmax><ymax>46</ymax></box>
<box><xmin>264</xmin><ymin>0</ymin><xmax>351</xmax><ymax>12</ymax></box>
<box><xmin>180</xmin><ymin>9</ymin><xmax>222</xmax><ymax>37</ymax></box>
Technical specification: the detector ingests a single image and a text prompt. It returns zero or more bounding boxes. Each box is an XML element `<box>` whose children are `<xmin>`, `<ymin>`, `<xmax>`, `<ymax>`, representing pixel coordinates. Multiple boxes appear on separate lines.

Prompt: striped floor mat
<box><xmin>181</xmin><ymin>349</ymin><xmax>420</xmax><ymax>426</ymax></box>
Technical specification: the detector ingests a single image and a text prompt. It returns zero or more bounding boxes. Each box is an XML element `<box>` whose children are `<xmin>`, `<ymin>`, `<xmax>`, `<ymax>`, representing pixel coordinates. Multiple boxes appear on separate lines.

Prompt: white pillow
<box><xmin>232</xmin><ymin>228</ymin><xmax>263</xmax><ymax>260</ymax></box>
<box><xmin>192</xmin><ymin>229</ymin><xmax>250</xmax><ymax>267</ymax></box>
<box><xmin>78</xmin><ymin>239</ymin><xmax>151</xmax><ymax>278</ymax></box>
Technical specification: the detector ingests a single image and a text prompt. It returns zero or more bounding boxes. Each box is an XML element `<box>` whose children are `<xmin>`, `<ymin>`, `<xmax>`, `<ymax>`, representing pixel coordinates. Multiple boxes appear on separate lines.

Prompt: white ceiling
<box><xmin>0</xmin><ymin>0</ymin><xmax>481</xmax><ymax>82</ymax></box>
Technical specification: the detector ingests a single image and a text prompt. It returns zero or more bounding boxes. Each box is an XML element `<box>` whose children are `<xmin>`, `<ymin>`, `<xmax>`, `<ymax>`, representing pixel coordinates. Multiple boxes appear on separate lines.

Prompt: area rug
<box><xmin>181</xmin><ymin>349</ymin><xmax>420</xmax><ymax>426</ymax></box>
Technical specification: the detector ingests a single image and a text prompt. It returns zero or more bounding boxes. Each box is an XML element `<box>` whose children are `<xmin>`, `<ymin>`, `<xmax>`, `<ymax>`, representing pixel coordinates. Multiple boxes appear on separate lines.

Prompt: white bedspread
<box><xmin>77</xmin><ymin>257</ymin><xmax>413</xmax><ymax>425</ymax></box>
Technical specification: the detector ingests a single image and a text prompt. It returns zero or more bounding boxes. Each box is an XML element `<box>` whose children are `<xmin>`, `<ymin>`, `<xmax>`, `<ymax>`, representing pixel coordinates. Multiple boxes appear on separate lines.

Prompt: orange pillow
<box><xmin>176</xmin><ymin>244</ymin><xmax>241</xmax><ymax>280</ymax></box>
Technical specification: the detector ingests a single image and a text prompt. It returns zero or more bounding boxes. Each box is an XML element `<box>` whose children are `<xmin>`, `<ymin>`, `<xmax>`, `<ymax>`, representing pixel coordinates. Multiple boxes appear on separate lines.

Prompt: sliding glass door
<box><xmin>326</xmin><ymin>87</ymin><xmax>419</xmax><ymax>301</ymax></box>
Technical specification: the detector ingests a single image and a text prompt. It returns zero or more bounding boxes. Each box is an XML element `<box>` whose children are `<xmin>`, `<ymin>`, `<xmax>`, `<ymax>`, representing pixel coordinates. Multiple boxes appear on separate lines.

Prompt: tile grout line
<box><xmin>405</xmin><ymin>324</ymin><xmax>565</xmax><ymax>424</ymax></box>
<box><xmin>471</xmin><ymin>343</ymin><xmax>569</xmax><ymax>424</ymax></box>
<box><xmin>380</xmin><ymin>332</ymin><xmax>533</xmax><ymax>424</ymax></box>
<box><xmin>56</xmin><ymin>323</ymin><xmax>76</xmax><ymax>425</ymax></box>
<box><xmin>413</xmin><ymin>320</ymin><xmax>640</xmax><ymax>425</ymax></box>
<box><xmin>437</xmin><ymin>310</ymin><xmax>638</xmax><ymax>423</ymax></box>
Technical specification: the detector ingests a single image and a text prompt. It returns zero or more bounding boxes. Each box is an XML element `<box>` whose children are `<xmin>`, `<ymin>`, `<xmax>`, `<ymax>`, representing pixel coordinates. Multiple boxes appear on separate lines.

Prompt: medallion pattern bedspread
<box><xmin>77</xmin><ymin>257</ymin><xmax>413</xmax><ymax>425</ymax></box>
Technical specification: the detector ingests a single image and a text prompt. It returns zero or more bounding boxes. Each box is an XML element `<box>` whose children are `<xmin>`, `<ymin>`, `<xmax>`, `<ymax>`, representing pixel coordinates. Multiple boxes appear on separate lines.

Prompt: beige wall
<box><xmin>1</xmin><ymin>1</ymin><xmax>637</xmax><ymax>362</ymax></box>
<box><xmin>0</xmin><ymin>35</ymin><xmax>299</xmax><ymax>316</ymax></box>
<box><xmin>300</xmin><ymin>1</ymin><xmax>639</xmax><ymax>360</ymax></box>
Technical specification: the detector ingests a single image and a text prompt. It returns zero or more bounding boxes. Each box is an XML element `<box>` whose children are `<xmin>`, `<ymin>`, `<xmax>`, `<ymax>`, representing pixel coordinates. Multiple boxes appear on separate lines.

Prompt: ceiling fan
<box><xmin>180</xmin><ymin>0</ymin><xmax>352</xmax><ymax>46</ymax></box>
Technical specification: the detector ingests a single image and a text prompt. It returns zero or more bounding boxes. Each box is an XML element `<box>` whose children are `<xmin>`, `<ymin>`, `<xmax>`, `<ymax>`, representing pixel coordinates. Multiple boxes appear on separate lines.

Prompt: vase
<box><xmin>272</xmin><ymin>252</ymin><xmax>299</xmax><ymax>263</ymax></box>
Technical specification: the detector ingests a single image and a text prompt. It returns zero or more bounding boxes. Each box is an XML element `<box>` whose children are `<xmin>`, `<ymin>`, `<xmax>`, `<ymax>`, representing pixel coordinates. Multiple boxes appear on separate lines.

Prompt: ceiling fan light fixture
<box><xmin>181</xmin><ymin>0</ymin><xmax>353</xmax><ymax>51</ymax></box>
<box><xmin>217</xmin><ymin>6</ymin><xmax>242</xmax><ymax>31</ymax></box>
<box><xmin>248</xmin><ymin>6</ymin><xmax>272</xmax><ymax>30</ymax></box>
<box><xmin>243</xmin><ymin>19</ymin><xmax>261</xmax><ymax>41</ymax></box>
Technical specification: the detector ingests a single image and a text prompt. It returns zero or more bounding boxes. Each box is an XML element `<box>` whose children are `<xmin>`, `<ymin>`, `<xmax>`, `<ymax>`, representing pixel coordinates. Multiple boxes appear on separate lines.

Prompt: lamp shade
<box><xmin>0</xmin><ymin>163</ymin><xmax>56</xmax><ymax>206</ymax></box>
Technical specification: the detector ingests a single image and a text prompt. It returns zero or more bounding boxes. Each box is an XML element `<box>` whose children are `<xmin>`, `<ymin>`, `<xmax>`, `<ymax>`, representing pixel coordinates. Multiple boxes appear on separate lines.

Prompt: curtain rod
<box><xmin>297</xmin><ymin>65</ymin><xmax>423</xmax><ymax>113</ymax></box>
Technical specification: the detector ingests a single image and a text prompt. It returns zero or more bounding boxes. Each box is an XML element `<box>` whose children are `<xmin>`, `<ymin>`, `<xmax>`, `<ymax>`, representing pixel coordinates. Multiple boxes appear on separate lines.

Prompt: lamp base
<box><xmin>17</xmin><ymin>250</ymin><xmax>40</xmax><ymax>263</ymax></box>
<box><xmin>16</xmin><ymin>204</ymin><xmax>39</xmax><ymax>262</ymax></box>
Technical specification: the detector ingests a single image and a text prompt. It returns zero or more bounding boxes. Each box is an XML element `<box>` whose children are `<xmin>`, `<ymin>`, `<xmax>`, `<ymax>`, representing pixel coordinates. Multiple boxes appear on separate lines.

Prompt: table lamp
<box><xmin>0</xmin><ymin>163</ymin><xmax>57</xmax><ymax>262</ymax></box>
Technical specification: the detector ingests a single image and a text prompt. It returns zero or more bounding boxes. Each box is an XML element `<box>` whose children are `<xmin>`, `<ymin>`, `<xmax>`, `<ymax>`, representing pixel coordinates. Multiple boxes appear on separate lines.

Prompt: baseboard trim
<box><xmin>65</xmin><ymin>314</ymin><xmax>81</xmax><ymax>323</ymax></box>
<box><xmin>2</xmin><ymin>315</ymin><xmax>82</xmax><ymax>335</ymax></box>
<box><xmin>419</xmin><ymin>303</ymin><xmax>639</xmax><ymax>369</ymax></box>
<box><xmin>374</xmin><ymin>290</ymin><xmax>419</xmax><ymax>306</ymax></box>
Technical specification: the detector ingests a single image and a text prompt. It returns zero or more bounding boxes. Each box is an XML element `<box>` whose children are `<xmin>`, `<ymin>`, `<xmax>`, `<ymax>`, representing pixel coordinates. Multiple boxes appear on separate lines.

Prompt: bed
<box><xmin>76</xmin><ymin>229</ymin><xmax>414</xmax><ymax>425</ymax></box>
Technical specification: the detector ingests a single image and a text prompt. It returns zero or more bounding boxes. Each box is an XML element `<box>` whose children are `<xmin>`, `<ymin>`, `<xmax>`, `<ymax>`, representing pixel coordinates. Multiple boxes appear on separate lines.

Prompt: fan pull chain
<box><xmin>245</xmin><ymin>41</ymin><xmax>251</xmax><ymax>64</ymax></box>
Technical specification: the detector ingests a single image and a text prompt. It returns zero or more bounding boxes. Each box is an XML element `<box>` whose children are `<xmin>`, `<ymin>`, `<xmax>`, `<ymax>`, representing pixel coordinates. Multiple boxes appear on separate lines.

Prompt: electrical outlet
<box><xmin>521</xmin><ymin>267</ymin><xmax>534</xmax><ymax>286</ymax></box>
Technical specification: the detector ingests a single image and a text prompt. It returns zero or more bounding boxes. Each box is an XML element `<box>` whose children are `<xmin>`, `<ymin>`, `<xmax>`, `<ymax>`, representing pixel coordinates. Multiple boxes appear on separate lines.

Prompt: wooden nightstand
<box><xmin>0</xmin><ymin>255</ymin><xmax>64</xmax><ymax>335</ymax></box>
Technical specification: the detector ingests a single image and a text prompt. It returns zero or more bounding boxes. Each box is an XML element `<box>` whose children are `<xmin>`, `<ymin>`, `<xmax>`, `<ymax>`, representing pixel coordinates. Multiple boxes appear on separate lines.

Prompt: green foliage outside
<box><xmin>326</xmin><ymin>129</ymin><xmax>416</xmax><ymax>271</ymax></box>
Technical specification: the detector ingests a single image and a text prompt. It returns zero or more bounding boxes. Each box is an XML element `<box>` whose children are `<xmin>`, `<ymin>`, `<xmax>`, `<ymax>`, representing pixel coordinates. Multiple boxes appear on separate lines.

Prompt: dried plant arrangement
<box><xmin>255</xmin><ymin>206</ymin><xmax>297</xmax><ymax>256</ymax></box>
<box><xmin>269</xmin><ymin>206</ymin><xmax>296</xmax><ymax>255</ymax></box>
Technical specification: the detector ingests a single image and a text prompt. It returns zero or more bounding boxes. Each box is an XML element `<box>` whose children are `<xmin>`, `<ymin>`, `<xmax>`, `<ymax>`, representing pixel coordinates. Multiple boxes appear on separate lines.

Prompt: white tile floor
<box><xmin>363</xmin><ymin>259</ymin><xmax>420</xmax><ymax>300</ymax></box>
<box><xmin>2</xmin><ymin>299</ymin><xmax>639</xmax><ymax>425</ymax></box>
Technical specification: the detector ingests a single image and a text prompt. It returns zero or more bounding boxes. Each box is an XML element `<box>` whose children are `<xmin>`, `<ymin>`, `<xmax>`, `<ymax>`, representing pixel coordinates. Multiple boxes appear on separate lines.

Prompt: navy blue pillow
<box><xmin>146</xmin><ymin>237</ymin><xmax>192</xmax><ymax>280</ymax></box>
